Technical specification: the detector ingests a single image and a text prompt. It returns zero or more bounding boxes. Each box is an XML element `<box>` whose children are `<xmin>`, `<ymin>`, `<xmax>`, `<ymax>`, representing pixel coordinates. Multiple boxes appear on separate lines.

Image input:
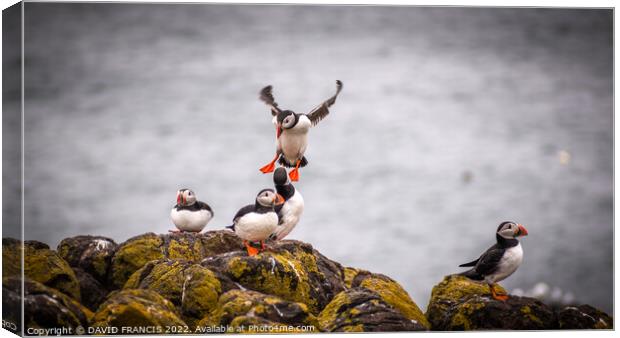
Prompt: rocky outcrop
<box><xmin>202</xmin><ymin>239</ymin><xmax>345</xmax><ymax>315</ymax></box>
<box><xmin>350</xmin><ymin>270</ymin><xmax>430</xmax><ymax>329</ymax></box>
<box><xmin>73</xmin><ymin>267</ymin><xmax>108</xmax><ymax>311</ymax></box>
<box><xmin>123</xmin><ymin>259</ymin><xmax>230</xmax><ymax>327</ymax></box>
<box><xmin>558</xmin><ymin>305</ymin><xmax>613</xmax><ymax>329</ymax></box>
<box><xmin>318</xmin><ymin>287</ymin><xmax>426</xmax><ymax>332</ymax></box>
<box><xmin>198</xmin><ymin>289</ymin><xmax>319</xmax><ymax>330</ymax></box>
<box><xmin>90</xmin><ymin>289</ymin><xmax>187</xmax><ymax>329</ymax></box>
<box><xmin>109</xmin><ymin>231</ymin><xmax>243</xmax><ymax>289</ymax></box>
<box><xmin>426</xmin><ymin>275</ymin><xmax>612</xmax><ymax>330</ymax></box>
<box><xmin>4</xmin><ymin>233</ymin><xmax>612</xmax><ymax>333</ymax></box>
<box><xmin>3</xmin><ymin>239</ymin><xmax>81</xmax><ymax>301</ymax></box>
<box><xmin>3</xmin><ymin>277</ymin><xmax>92</xmax><ymax>331</ymax></box>
<box><xmin>57</xmin><ymin>235</ymin><xmax>117</xmax><ymax>283</ymax></box>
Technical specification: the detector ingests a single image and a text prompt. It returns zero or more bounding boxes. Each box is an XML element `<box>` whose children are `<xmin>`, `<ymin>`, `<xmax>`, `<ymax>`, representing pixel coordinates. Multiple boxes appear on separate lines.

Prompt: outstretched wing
<box><xmin>306</xmin><ymin>80</ymin><xmax>343</xmax><ymax>126</ymax></box>
<box><xmin>259</xmin><ymin>85</ymin><xmax>282</xmax><ymax>117</ymax></box>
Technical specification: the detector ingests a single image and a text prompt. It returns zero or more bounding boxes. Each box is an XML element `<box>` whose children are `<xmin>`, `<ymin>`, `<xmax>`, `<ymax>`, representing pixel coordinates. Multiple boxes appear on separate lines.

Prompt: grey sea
<box><xmin>6</xmin><ymin>4</ymin><xmax>612</xmax><ymax>312</ymax></box>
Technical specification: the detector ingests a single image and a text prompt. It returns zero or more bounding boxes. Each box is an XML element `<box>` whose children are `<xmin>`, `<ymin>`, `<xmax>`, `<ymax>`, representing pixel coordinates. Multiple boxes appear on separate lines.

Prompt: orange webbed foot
<box><xmin>490</xmin><ymin>284</ymin><xmax>509</xmax><ymax>301</ymax></box>
<box><xmin>244</xmin><ymin>240</ymin><xmax>260</xmax><ymax>256</ymax></box>
<box><xmin>259</xmin><ymin>162</ymin><xmax>276</xmax><ymax>174</ymax></box>
<box><xmin>289</xmin><ymin>168</ymin><xmax>300</xmax><ymax>181</ymax></box>
<box><xmin>493</xmin><ymin>294</ymin><xmax>509</xmax><ymax>301</ymax></box>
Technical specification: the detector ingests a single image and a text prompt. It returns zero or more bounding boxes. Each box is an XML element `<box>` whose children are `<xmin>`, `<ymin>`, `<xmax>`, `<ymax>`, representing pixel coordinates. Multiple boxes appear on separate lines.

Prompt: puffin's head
<box><xmin>176</xmin><ymin>189</ymin><xmax>197</xmax><ymax>206</ymax></box>
<box><xmin>273</xmin><ymin>167</ymin><xmax>289</xmax><ymax>186</ymax></box>
<box><xmin>255</xmin><ymin>188</ymin><xmax>285</xmax><ymax>207</ymax></box>
<box><xmin>496</xmin><ymin>221</ymin><xmax>528</xmax><ymax>239</ymax></box>
<box><xmin>276</xmin><ymin>110</ymin><xmax>298</xmax><ymax>130</ymax></box>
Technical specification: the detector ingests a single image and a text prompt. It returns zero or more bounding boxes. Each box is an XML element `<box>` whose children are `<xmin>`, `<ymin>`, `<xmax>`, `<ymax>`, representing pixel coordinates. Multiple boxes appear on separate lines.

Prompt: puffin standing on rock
<box><xmin>170</xmin><ymin>189</ymin><xmax>213</xmax><ymax>233</ymax></box>
<box><xmin>227</xmin><ymin>189</ymin><xmax>285</xmax><ymax>256</ymax></box>
<box><xmin>258</xmin><ymin>80</ymin><xmax>343</xmax><ymax>181</ymax></box>
<box><xmin>459</xmin><ymin>221</ymin><xmax>528</xmax><ymax>301</ymax></box>
<box><xmin>270</xmin><ymin>167</ymin><xmax>304</xmax><ymax>241</ymax></box>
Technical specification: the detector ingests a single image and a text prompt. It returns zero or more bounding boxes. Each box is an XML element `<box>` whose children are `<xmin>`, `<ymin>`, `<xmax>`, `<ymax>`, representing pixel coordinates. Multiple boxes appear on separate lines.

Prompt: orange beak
<box><xmin>275</xmin><ymin>193</ymin><xmax>285</xmax><ymax>205</ymax></box>
<box><xmin>516</xmin><ymin>224</ymin><xmax>528</xmax><ymax>237</ymax></box>
<box><xmin>177</xmin><ymin>193</ymin><xmax>182</xmax><ymax>205</ymax></box>
<box><xmin>276</xmin><ymin>124</ymin><xmax>282</xmax><ymax>138</ymax></box>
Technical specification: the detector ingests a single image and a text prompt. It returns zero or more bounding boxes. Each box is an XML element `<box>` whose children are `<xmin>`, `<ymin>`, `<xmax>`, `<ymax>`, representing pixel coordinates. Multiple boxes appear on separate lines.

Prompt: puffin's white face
<box><xmin>497</xmin><ymin>221</ymin><xmax>528</xmax><ymax>239</ymax></box>
<box><xmin>281</xmin><ymin>114</ymin><xmax>296</xmax><ymax>129</ymax></box>
<box><xmin>176</xmin><ymin>189</ymin><xmax>197</xmax><ymax>206</ymax></box>
<box><xmin>256</xmin><ymin>189</ymin><xmax>285</xmax><ymax>207</ymax></box>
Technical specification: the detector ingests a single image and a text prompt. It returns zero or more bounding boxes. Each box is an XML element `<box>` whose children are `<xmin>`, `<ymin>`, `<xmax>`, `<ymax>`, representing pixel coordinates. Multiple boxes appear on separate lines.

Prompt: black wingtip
<box><xmin>225</xmin><ymin>224</ymin><xmax>235</xmax><ymax>231</ymax></box>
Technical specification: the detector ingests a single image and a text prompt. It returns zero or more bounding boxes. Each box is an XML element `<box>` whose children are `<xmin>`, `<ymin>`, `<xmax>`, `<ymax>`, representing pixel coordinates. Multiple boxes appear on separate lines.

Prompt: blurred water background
<box><xmin>12</xmin><ymin>4</ymin><xmax>612</xmax><ymax>312</ymax></box>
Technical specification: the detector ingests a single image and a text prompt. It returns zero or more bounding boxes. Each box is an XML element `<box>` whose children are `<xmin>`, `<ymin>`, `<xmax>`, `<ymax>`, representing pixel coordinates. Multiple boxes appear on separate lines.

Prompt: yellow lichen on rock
<box><xmin>124</xmin><ymin>259</ymin><xmax>222</xmax><ymax>328</ymax></box>
<box><xmin>343</xmin><ymin>267</ymin><xmax>359</xmax><ymax>288</ymax></box>
<box><xmin>110</xmin><ymin>233</ymin><xmax>164</xmax><ymax>288</ymax></box>
<box><xmin>318</xmin><ymin>287</ymin><xmax>426</xmax><ymax>332</ymax></box>
<box><xmin>6</xmin><ymin>240</ymin><xmax>82</xmax><ymax>301</ymax></box>
<box><xmin>354</xmin><ymin>272</ymin><xmax>430</xmax><ymax>329</ymax></box>
<box><xmin>90</xmin><ymin>289</ymin><xmax>187</xmax><ymax>329</ymax></box>
<box><xmin>200</xmin><ymin>289</ymin><xmax>319</xmax><ymax>332</ymax></box>
<box><xmin>225</xmin><ymin>252</ymin><xmax>317</xmax><ymax>312</ymax></box>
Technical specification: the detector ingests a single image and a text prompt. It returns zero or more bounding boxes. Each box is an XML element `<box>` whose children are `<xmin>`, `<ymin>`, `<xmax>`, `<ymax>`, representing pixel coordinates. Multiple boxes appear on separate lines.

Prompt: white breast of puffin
<box><xmin>170</xmin><ymin>208</ymin><xmax>212</xmax><ymax>232</ymax></box>
<box><xmin>235</xmin><ymin>212</ymin><xmax>279</xmax><ymax>242</ymax></box>
<box><xmin>280</xmin><ymin>131</ymin><xmax>308</xmax><ymax>162</ymax></box>
<box><xmin>490</xmin><ymin>243</ymin><xmax>523</xmax><ymax>283</ymax></box>
<box><xmin>274</xmin><ymin>191</ymin><xmax>305</xmax><ymax>240</ymax></box>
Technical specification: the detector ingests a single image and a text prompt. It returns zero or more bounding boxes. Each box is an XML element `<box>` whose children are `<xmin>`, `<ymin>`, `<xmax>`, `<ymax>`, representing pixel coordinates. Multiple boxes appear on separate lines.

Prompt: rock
<box><xmin>426</xmin><ymin>275</ymin><xmax>555</xmax><ymax>330</ymax></box>
<box><xmin>3</xmin><ymin>239</ymin><xmax>80</xmax><ymax>300</ymax></box>
<box><xmin>318</xmin><ymin>287</ymin><xmax>426</xmax><ymax>332</ymax></box>
<box><xmin>110</xmin><ymin>231</ymin><xmax>243</xmax><ymax>289</ymax></box>
<box><xmin>124</xmin><ymin>259</ymin><xmax>228</xmax><ymax>327</ymax></box>
<box><xmin>558</xmin><ymin>305</ymin><xmax>613</xmax><ymax>329</ymax></box>
<box><xmin>202</xmin><ymin>239</ymin><xmax>345</xmax><ymax>314</ymax></box>
<box><xmin>343</xmin><ymin>267</ymin><xmax>359</xmax><ymax>288</ymax></box>
<box><xmin>3</xmin><ymin>277</ymin><xmax>92</xmax><ymax>332</ymax></box>
<box><xmin>351</xmin><ymin>270</ymin><xmax>430</xmax><ymax>329</ymax></box>
<box><xmin>2</xmin><ymin>238</ymin><xmax>22</xmax><ymax>278</ymax></box>
<box><xmin>199</xmin><ymin>289</ymin><xmax>319</xmax><ymax>330</ymax></box>
<box><xmin>73</xmin><ymin>268</ymin><xmax>108</xmax><ymax>311</ymax></box>
<box><xmin>57</xmin><ymin>235</ymin><xmax>117</xmax><ymax>283</ymax></box>
<box><xmin>90</xmin><ymin>289</ymin><xmax>187</xmax><ymax>329</ymax></box>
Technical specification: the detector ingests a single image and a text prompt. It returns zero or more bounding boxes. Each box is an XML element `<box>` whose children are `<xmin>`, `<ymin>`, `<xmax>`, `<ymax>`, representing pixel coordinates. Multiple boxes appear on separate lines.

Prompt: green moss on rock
<box><xmin>426</xmin><ymin>275</ymin><xmax>555</xmax><ymax>330</ymax></box>
<box><xmin>199</xmin><ymin>289</ymin><xmax>319</xmax><ymax>331</ymax></box>
<box><xmin>318</xmin><ymin>287</ymin><xmax>426</xmax><ymax>332</ymax></box>
<box><xmin>90</xmin><ymin>289</ymin><xmax>186</xmax><ymax>329</ymax></box>
<box><xmin>202</xmin><ymin>240</ymin><xmax>345</xmax><ymax>315</ymax></box>
<box><xmin>4</xmin><ymin>239</ymin><xmax>81</xmax><ymax>300</ymax></box>
<box><xmin>352</xmin><ymin>271</ymin><xmax>430</xmax><ymax>329</ymax></box>
<box><xmin>124</xmin><ymin>259</ymin><xmax>223</xmax><ymax>327</ymax></box>
<box><xmin>110</xmin><ymin>231</ymin><xmax>243</xmax><ymax>289</ymax></box>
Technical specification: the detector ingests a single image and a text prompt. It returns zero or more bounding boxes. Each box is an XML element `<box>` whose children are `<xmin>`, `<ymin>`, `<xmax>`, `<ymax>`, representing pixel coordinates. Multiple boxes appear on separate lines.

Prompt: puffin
<box><xmin>459</xmin><ymin>221</ymin><xmax>528</xmax><ymax>301</ymax></box>
<box><xmin>227</xmin><ymin>188</ymin><xmax>285</xmax><ymax>256</ymax></box>
<box><xmin>270</xmin><ymin>167</ymin><xmax>304</xmax><ymax>240</ymax></box>
<box><xmin>170</xmin><ymin>189</ymin><xmax>213</xmax><ymax>233</ymax></box>
<box><xmin>258</xmin><ymin>80</ymin><xmax>343</xmax><ymax>181</ymax></box>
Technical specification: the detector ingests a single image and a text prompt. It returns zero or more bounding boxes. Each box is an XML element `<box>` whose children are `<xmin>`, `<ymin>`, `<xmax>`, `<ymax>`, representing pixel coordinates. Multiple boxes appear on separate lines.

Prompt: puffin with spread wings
<box><xmin>258</xmin><ymin>80</ymin><xmax>343</xmax><ymax>181</ymax></box>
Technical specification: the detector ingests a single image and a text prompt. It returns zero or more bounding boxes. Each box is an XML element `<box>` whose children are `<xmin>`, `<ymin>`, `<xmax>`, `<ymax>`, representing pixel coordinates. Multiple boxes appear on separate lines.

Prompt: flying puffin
<box><xmin>258</xmin><ymin>80</ymin><xmax>343</xmax><ymax>181</ymax></box>
<box><xmin>170</xmin><ymin>189</ymin><xmax>213</xmax><ymax>233</ymax></box>
<box><xmin>459</xmin><ymin>221</ymin><xmax>528</xmax><ymax>301</ymax></box>
<box><xmin>270</xmin><ymin>167</ymin><xmax>304</xmax><ymax>240</ymax></box>
<box><xmin>227</xmin><ymin>188</ymin><xmax>285</xmax><ymax>256</ymax></box>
